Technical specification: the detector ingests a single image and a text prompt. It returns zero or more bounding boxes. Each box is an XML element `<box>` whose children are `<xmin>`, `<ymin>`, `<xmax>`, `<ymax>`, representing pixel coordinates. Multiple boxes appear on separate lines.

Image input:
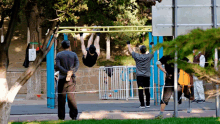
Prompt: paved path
<box><xmin>10</xmin><ymin>100</ymin><xmax>216</xmax><ymax>115</ymax></box>
<box><xmin>9</xmin><ymin>110</ymin><xmax>217</xmax><ymax>122</ymax></box>
<box><xmin>8</xmin><ymin>94</ymin><xmax>219</xmax><ymax>122</ymax></box>
<box><xmin>9</xmin><ymin>98</ymin><xmax>218</xmax><ymax>122</ymax></box>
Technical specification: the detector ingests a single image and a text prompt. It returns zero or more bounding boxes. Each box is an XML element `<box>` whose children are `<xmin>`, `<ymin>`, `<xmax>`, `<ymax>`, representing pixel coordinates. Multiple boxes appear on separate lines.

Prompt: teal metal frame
<box><xmin>46</xmin><ymin>35</ymin><xmax>55</xmax><ymax>109</ymax></box>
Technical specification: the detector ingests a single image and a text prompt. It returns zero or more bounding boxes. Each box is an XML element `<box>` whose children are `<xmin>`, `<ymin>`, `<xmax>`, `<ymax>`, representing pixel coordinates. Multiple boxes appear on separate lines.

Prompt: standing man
<box><xmin>127</xmin><ymin>41</ymin><xmax>154</xmax><ymax>108</ymax></box>
<box><xmin>80</xmin><ymin>28</ymin><xmax>101</xmax><ymax>67</ymax></box>
<box><xmin>191</xmin><ymin>49</ymin><xmax>205</xmax><ymax>103</ymax></box>
<box><xmin>56</xmin><ymin>40</ymin><xmax>79</xmax><ymax>120</ymax></box>
<box><xmin>155</xmin><ymin>55</ymin><xmax>189</xmax><ymax>119</ymax></box>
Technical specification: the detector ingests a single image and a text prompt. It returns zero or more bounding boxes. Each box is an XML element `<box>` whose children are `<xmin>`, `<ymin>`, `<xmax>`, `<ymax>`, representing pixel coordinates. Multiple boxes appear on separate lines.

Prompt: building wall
<box><xmin>6</xmin><ymin>68</ymin><xmax>215</xmax><ymax>99</ymax></box>
<box><xmin>7</xmin><ymin>68</ymin><xmax>100</xmax><ymax>94</ymax></box>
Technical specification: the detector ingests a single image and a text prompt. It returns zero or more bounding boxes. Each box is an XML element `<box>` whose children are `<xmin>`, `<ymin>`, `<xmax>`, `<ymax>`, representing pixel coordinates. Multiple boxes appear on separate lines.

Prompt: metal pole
<box><xmin>126</xmin><ymin>67</ymin><xmax>129</xmax><ymax>101</ymax></box>
<box><xmin>173</xmin><ymin>0</ymin><xmax>178</xmax><ymax>117</ymax></box>
<box><xmin>46</xmin><ymin>35</ymin><xmax>54</xmax><ymax>109</ymax></box>
<box><xmin>153</xmin><ymin>36</ymin><xmax>158</xmax><ymax>105</ymax></box>
<box><xmin>158</xmin><ymin>50</ymin><xmax>160</xmax><ymax>105</ymax></box>
<box><xmin>215</xmin><ymin>49</ymin><xmax>219</xmax><ymax>117</ymax></box>
<box><xmin>212</xmin><ymin>0</ymin><xmax>219</xmax><ymax>117</ymax></box>
<box><xmin>64</xmin><ymin>33</ymin><xmax>68</xmax><ymax>103</ymax></box>
<box><xmin>99</xmin><ymin>68</ymin><xmax>101</xmax><ymax>99</ymax></box>
<box><xmin>149</xmin><ymin>32</ymin><xmax>154</xmax><ymax>100</ymax></box>
<box><xmin>159</xmin><ymin>36</ymin><xmax>164</xmax><ymax>101</ymax></box>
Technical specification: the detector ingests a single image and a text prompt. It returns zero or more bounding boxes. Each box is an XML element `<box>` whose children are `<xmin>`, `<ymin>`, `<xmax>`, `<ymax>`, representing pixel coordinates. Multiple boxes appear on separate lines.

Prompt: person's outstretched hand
<box><xmin>166</xmin><ymin>73</ymin><xmax>172</xmax><ymax>79</ymax></box>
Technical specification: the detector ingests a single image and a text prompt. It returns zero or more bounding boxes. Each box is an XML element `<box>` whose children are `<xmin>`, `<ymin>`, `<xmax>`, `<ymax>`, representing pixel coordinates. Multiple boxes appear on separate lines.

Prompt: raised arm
<box><xmin>150</xmin><ymin>42</ymin><xmax>156</xmax><ymax>54</ymax></box>
<box><xmin>127</xmin><ymin>41</ymin><xmax>133</xmax><ymax>54</ymax></box>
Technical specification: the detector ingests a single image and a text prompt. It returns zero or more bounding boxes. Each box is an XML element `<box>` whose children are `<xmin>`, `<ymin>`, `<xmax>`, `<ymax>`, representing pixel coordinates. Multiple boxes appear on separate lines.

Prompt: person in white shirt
<box><xmin>192</xmin><ymin>49</ymin><xmax>205</xmax><ymax>103</ymax></box>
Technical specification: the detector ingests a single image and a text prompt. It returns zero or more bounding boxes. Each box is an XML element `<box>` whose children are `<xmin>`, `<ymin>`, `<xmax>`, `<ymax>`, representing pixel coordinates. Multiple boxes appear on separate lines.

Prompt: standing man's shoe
<box><xmin>72</xmin><ymin>117</ymin><xmax>77</xmax><ymax>120</ymax></box>
<box><xmin>146</xmin><ymin>103</ymin><xmax>150</xmax><ymax>108</ymax></box>
<box><xmin>139</xmin><ymin>106</ymin><xmax>145</xmax><ymax>109</ymax></box>
<box><xmin>191</xmin><ymin>99</ymin><xmax>197</xmax><ymax>103</ymax></box>
<box><xmin>197</xmin><ymin>100</ymin><xmax>205</xmax><ymax>104</ymax></box>
<box><xmin>146</xmin><ymin>105</ymin><xmax>150</xmax><ymax>108</ymax></box>
<box><xmin>155</xmin><ymin>114</ymin><xmax>163</xmax><ymax>119</ymax></box>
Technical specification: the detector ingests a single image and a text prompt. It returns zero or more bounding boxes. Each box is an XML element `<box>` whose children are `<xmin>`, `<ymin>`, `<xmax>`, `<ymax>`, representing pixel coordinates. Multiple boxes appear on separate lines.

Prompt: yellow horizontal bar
<box><xmin>59</xmin><ymin>26</ymin><xmax>152</xmax><ymax>29</ymax></box>
<box><xmin>58</xmin><ymin>30</ymin><xmax>152</xmax><ymax>33</ymax></box>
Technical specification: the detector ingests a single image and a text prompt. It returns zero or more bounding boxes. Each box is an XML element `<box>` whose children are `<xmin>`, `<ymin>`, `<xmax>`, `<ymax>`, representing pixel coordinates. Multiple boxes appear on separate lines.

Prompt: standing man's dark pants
<box><xmin>137</xmin><ymin>76</ymin><xmax>150</xmax><ymax>106</ymax></box>
<box><xmin>58</xmin><ymin>77</ymin><xmax>78</xmax><ymax>120</ymax></box>
<box><xmin>161</xmin><ymin>77</ymin><xmax>182</xmax><ymax>105</ymax></box>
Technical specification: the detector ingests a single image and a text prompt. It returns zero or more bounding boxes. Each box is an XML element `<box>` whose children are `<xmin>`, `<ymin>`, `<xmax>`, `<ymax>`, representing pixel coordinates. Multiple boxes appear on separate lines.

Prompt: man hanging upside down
<box><xmin>80</xmin><ymin>29</ymin><xmax>101</xmax><ymax>67</ymax></box>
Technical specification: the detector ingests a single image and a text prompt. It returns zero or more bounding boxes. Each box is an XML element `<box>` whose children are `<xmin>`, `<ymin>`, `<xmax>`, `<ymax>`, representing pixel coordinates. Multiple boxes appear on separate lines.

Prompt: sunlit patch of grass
<box><xmin>9</xmin><ymin>117</ymin><xmax>220</xmax><ymax>124</ymax></box>
<box><xmin>114</xmin><ymin>56</ymin><xmax>135</xmax><ymax>66</ymax></box>
<box><xmin>97</xmin><ymin>55</ymin><xmax>135</xmax><ymax>66</ymax></box>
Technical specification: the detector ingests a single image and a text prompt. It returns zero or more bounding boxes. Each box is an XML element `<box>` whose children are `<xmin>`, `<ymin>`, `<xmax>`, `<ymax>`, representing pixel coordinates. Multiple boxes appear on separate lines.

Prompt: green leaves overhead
<box><xmin>155</xmin><ymin>28</ymin><xmax>220</xmax><ymax>83</ymax></box>
<box><xmin>54</xmin><ymin>0</ymin><xmax>88</xmax><ymax>23</ymax></box>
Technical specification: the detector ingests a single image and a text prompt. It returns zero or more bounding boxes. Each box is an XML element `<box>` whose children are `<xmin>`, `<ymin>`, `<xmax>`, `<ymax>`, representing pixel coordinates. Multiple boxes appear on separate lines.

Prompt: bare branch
<box><xmin>41</xmin><ymin>21</ymin><xmax>57</xmax><ymax>51</ymax></box>
<box><xmin>45</xmin><ymin>25</ymin><xmax>59</xmax><ymax>54</ymax></box>
<box><xmin>48</xmin><ymin>18</ymin><xmax>60</xmax><ymax>21</ymax></box>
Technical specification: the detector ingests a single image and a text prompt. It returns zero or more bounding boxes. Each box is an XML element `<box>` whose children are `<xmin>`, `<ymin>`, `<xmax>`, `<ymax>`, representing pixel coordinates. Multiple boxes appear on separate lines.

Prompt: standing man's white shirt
<box><xmin>193</xmin><ymin>51</ymin><xmax>205</xmax><ymax>103</ymax></box>
<box><xmin>199</xmin><ymin>53</ymin><xmax>205</xmax><ymax>67</ymax></box>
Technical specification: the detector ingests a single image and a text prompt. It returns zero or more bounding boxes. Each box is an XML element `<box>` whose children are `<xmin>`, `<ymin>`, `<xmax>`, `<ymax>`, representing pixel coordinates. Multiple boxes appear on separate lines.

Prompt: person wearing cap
<box><xmin>55</xmin><ymin>40</ymin><xmax>79</xmax><ymax>120</ymax></box>
<box><xmin>80</xmin><ymin>29</ymin><xmax>101</xmax><ymax>67</ymax></box>
<box><xmin>127</xmin><ymin>41</ymin><xmax>155</xmax><ymax>108</ymax></box>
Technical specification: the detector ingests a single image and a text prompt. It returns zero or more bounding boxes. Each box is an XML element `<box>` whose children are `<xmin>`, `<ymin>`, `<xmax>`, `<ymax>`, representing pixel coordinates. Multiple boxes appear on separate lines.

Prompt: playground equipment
<box><xmin>47</xmin><ymin>26</ymin><xmax>164</xmax><ymax>109</ymax></box>
<box><xmin>99</xmin><ymin>65</ymin><xmax>155</xmax><ymax>100</ymax></box>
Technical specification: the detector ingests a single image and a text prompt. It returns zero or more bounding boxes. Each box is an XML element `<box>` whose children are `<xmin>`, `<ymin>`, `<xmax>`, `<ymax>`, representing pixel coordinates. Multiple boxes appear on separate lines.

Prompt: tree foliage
<box><xmin>155</xmin><ymin>28</ymin><xmax>220</xmax><ymax>84</ymax></box>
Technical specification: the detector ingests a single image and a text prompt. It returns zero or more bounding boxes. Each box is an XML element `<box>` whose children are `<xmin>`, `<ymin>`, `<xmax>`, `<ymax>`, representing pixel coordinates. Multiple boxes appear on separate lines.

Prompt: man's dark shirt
<box><xmin>56</xmin><ymin>50</ymin><xmax>79</xmax><ymax>79</ymax></box>
<box><xmin>159</xmin><ymin>55</ymin><xmax>189</xmax><ymax>76</ymax></box>
<box><xmin>82</xmin><ymin>49</ymin><xmax>98</xmax><ymax>67</ymax></box>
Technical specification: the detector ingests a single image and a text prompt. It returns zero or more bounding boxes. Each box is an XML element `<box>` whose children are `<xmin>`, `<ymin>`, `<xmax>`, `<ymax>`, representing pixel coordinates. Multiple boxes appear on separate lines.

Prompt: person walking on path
<box><xmin>127</xmin><ymin>41</ymin><xmax>154</xmax><ymax>108</ymax></box>
<box><xmin>155</xmin><ymin>55</ymin><xmax>189</xmax><ymax>119</ymax></box>
<box><xmin>191</xmin><ymin>49</ymin><xmax>206</xmax><ymax>103</ymax></box>
<box><xmin>56</xmin><ymin>40</ymin><xmax>79</xmax><ymax>120</ymax></box>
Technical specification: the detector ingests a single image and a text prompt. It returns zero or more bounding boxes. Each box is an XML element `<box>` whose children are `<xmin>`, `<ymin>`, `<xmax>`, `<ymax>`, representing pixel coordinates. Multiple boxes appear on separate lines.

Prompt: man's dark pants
<box><xmin>58</xmin><ymin>77</ymin><xmax>78</xmax><ymax>120</ymax></box>
<box><xmin>137</xmin><ymin>76</ymin><xmax>150</xmax><ymax>106</ymax></box>
<box><xmin>161</xmin><ymin>77</ymin><xmax>182</xmax><ymax>105</ymax></box>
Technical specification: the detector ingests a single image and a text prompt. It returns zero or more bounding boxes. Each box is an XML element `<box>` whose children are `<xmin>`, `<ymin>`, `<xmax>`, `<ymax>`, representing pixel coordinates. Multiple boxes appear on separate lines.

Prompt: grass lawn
<box><xmin>9</xmin><ymin>117</ymin><xmax>220</xmax><ymax>124</ymax></box>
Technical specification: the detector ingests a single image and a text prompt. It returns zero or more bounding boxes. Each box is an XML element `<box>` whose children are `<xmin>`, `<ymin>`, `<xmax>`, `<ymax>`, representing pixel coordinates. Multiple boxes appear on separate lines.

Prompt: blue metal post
<box><xmin>129</xmin><ymin>68</ymin><xmax>133</xmax><ymax>97</ymax></box>
<box><xmin>63</xmin><ymin>33</ymin><xmax>68</xmax><ymax>103</ymax></box>
<box><xmin>148</xmin><ymin>32</ymin><xmax>153</xmax><ymax>100</ymax></box>
<box><xmin>159</xmin><ymin>36</ymin><xmax>164</xmax><ymax>102</ymax></box>
<box><xmin>47</xmin><ymin>35</ymin><xmax>55</xmax><ymax>109</ymax></box>
<box><xmin>64</xmin><ymin>33</ymin><xmax>68</xmax><ymax>41</ymax></box>
<box><xmin>153</xmin><ymin>36</ymin><xmax>158</xmax><ymax>105</ymax></box>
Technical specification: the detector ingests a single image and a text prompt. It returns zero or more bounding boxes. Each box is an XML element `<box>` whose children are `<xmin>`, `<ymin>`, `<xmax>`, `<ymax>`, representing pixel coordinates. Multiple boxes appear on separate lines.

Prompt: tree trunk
<box><xmin>106</xmin><ymin>35</ymin><xmax>110</xmax><ymax>60</ymax></box>
<box><xmin>25</xmin><ymin>3</ymin><xmax>42</xmax><ymax>99</ymax></box>
<box><xmin>0</xmin><ymin>102</ymin><xmax>11</xmax><ymax>124</ymax></box>
<box><xmin>0</xmin><ymin>0</ymin><xmax>21</xmax><ymax>123</ymax></box>
<box><xmin>0</xmin><ymin>50</ymin><xmax>10</xmax><ymax>124</ymax></box>
<box><xmin>26</xmin><ymin>66</ymin><xmax>41</xmax><ymax>99</ymax></box>
<box><xmin>0</xmin><ymin>20</ymin><xmax>58</xmax><ymax>124</ymax></box>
